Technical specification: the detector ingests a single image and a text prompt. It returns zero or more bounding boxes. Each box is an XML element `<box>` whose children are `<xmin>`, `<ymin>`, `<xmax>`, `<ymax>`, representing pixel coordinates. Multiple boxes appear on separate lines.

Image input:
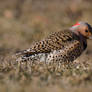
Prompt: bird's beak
<box><xmin>89</xmin><ymin>27</ymin><xmax>92</xmax><ymax>39</ymax></box>
<box><xmin>89</xmin><ymin>36</ymin><xmax>92</xmax><ymax>39</ymax></box>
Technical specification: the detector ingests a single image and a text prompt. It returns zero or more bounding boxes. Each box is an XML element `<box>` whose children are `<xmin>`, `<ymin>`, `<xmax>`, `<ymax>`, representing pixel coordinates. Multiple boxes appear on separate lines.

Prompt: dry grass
<box><xmin>0</xmin><ymin>0</ymin><xmax>92</xmax><ymax>92</ymax></box>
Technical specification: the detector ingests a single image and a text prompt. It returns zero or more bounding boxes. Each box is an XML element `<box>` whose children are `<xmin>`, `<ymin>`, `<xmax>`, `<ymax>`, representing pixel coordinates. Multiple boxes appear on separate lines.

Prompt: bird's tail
<box><xmin>15</xmin><ymin>48</ymin><xmax>36</xmax><ymax>56</ymax></box>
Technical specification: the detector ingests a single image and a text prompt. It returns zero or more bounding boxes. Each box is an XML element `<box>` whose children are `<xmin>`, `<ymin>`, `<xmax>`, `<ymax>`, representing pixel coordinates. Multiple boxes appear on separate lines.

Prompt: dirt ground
<box><xmin>0</xmin><ymin>0</ymin><xmax>92</xmax><ymax>92</ymax></box>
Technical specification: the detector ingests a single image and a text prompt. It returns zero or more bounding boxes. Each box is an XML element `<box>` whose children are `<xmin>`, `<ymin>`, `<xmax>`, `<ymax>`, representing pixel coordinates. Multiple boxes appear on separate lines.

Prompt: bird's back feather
<box><xmin>16</xmin><ymin>29</ymin><xmax>78</xmax><ymax>57</ymax></box>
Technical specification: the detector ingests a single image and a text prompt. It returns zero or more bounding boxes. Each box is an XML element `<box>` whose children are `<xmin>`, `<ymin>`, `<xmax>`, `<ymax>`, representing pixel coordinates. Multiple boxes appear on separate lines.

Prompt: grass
<box><xmin>0</xmin><ymin>0</ymin><xmax>92</xmax><ymax>92</ymax></box>
<box><xmin>0</xmin><ymin>53</ymin><xmax>92</xmax><ymax>92</ymax></box>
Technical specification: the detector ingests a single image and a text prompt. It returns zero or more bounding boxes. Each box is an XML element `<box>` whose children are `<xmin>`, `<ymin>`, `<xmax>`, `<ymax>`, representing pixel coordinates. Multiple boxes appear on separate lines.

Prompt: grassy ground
<box><xmin>0</xmin><ymin>0</ymin><xmax>92</xmax><ymax>92</ymax></box>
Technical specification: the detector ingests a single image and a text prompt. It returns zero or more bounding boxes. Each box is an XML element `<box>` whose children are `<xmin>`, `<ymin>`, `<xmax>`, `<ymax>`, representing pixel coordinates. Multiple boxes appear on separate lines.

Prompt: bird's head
<box><xmin>70</xmin><ymin>22</ymin><xmax>92</xmax><ymax>39</ymax></box>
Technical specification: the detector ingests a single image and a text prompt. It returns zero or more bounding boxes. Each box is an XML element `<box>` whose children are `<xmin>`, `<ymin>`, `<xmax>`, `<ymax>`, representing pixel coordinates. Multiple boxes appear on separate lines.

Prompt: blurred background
<box><xmin>0</xmin><ymin>0</ymin><xmax>92</xmax><ymax>55</ymax></box>
<box><xmin>0</xmin><ymin>0</ymin><xmax>92</xmax><ymax>92</ymax></box>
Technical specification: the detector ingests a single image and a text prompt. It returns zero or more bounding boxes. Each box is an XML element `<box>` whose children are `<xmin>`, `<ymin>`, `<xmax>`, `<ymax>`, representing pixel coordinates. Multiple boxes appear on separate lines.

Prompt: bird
<box><xmin>16</xmin><ymin>22</ymin><xmax>92</xmax><ymax>63</ymax></box>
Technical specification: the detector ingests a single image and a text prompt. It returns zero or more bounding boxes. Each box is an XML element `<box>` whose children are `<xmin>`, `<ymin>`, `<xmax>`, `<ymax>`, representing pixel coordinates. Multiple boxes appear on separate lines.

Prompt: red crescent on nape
<box><xmin>73</xmin><ymin>22</ymin><xmax>80</xmax><ymax>26</ymax></box>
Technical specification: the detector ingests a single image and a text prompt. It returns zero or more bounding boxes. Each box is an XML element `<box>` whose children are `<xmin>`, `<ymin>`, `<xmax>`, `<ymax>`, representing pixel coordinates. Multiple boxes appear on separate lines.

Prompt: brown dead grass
<box><xmin>0</xmin><ymin>0</ymin><xmax>92</xmax><ymax>92</ymax></box>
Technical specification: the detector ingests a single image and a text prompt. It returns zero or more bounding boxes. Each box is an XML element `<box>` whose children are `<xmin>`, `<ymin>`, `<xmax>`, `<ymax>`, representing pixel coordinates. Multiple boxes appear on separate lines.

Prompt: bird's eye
<box><xmin>85</xmin><ymin>30</ymin><xmax>88</xmax><ymax>32</ymax></box>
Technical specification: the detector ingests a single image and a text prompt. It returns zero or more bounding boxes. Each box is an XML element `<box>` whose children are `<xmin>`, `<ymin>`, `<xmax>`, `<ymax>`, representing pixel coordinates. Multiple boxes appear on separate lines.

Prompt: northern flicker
<box><xmin>16</xmin><ymin>22</ymin><xmax>92</xmax><ymax>63</ymax></box>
